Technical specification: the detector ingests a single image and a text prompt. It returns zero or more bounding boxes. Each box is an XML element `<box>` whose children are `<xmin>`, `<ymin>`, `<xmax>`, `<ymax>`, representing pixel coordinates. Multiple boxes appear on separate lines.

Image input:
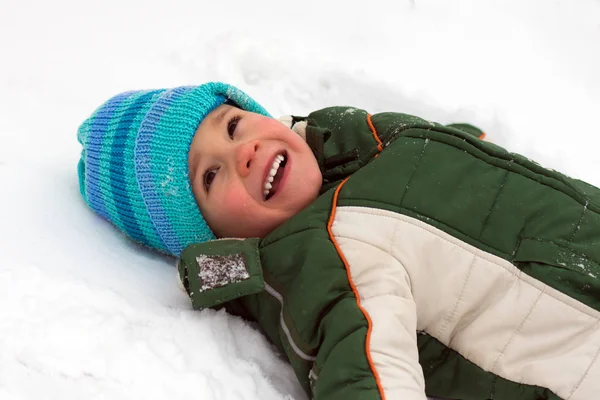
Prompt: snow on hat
<box><xmin>77</xmin><ymin>82</ymin><xmax>270</xmax><ymax>256</ymax></box>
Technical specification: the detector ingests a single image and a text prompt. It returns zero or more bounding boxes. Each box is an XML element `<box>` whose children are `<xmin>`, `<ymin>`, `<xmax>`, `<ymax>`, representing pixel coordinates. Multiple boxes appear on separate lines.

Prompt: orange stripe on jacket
<box><xmin>367</xmin><ymin>114</ymin><xmax>384</xmax><ymax>153</ymax></box>
<box><xmin>326</xmin><ymin>178</ymin><xmax>386</xmax><ymax>400</ymax></box>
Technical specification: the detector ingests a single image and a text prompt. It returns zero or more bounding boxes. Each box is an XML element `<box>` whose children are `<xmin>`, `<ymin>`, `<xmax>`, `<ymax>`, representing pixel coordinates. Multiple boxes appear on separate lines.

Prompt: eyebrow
<box><xmin>189</xmin><ymin>106</ymin><xmax>230</xmax><ymax>187</ymax></box>
<box><xmin>189</xmin><ymin>151</ymin><xmax>200</xmax><ymax>188</ymax></box>
<box><xmin>214</xmin><ymin>105</ymin><xmax>229</xmax><ymax>126</ymax></box>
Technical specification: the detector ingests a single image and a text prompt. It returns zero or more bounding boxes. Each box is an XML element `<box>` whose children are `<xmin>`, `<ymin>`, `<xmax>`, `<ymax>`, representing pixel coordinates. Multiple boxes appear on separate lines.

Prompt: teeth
<box><xmin>263</xmin><ymin>153</ymin><xmax>286</xmax><ymax>199</ymax></box>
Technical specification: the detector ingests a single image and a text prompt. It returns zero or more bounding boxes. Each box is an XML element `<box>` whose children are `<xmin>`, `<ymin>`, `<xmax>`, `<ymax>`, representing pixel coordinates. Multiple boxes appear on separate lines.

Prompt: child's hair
<box><xmin>77</xmin><ymin>82</ymin><xmax>271</xmax><ymax>256</ymax></box>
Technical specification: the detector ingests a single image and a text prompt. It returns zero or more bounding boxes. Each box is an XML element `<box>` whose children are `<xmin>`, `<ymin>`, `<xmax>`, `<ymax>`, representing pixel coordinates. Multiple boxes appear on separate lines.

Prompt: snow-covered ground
<box><xmin>1</xmin><ymin>0</ymin><xmax>599</xmax><ymax>399</ymax></box>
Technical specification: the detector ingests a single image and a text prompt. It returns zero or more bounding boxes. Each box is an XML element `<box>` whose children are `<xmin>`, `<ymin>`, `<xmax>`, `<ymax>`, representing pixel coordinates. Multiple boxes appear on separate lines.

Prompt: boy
<box><xmin>78</xmin><ymin>82</ymin><xmax>600</xmax><ymax>400</ymax></box>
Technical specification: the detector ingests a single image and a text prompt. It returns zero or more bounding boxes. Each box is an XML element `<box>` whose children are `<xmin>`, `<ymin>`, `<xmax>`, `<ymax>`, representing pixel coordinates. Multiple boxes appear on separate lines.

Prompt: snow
<box><xmin>1</xmin><ymin>0</ymin><xmax>600</xmax><ymax>398</ymax></box>
<box><xmin>196</xmin><ymin>254</ymin><xmax>250</xmax><ymax>292</ymax></box>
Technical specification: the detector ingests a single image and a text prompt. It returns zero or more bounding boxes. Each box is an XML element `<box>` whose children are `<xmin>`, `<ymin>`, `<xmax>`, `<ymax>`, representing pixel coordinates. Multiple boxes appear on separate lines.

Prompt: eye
<box><xmin>227</xmin><ymin>115</ymin><xmax>241</xmax><ymax>139</ymax></box>
<box><xmin>203</xmin><ymin>168</ymin><xmax>219</xmax><ymax>192</ymax></box>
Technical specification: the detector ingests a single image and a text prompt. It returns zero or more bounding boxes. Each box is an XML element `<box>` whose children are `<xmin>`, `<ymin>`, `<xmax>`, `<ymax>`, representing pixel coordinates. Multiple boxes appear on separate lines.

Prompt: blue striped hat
<box><xmin>77</xmin><ymin>82</ymin><xmax>271</xmax><ymax>256</ymax></box>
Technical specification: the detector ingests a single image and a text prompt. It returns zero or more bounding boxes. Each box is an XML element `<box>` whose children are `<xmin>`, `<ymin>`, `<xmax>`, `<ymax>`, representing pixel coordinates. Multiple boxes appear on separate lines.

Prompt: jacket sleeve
<box><xmin>445</xmin><ymin>123</ymin><xmax>486</xmax><ymax>140</ymax></box>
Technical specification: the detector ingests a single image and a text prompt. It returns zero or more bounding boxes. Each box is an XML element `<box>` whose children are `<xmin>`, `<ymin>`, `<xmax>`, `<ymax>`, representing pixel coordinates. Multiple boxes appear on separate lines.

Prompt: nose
<box><xmin>235</xmin><ymin>140</ymin><xmax>259</xmax><ymax>177</ymax></box>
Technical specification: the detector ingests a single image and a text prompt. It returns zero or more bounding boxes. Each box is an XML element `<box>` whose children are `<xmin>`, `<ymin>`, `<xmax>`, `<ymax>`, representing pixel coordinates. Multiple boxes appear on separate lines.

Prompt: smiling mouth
<box><xmin>263</xmin><ymin>151</ymin><xmax>287</xmax><ymax>201</ymax></box>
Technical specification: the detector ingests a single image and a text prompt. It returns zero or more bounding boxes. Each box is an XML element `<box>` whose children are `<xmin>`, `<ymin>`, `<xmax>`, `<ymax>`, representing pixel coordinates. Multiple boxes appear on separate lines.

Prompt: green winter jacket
<box><xmin>178</xmin><ymin>107</ymin><xmax>600</xmax><ymax>400</ymax></box>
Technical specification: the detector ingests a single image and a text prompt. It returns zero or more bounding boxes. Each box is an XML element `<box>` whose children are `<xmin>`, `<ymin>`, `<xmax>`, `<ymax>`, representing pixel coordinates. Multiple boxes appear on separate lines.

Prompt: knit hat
<box><xmin>77</xmin><ymin>82</ymin><xmax>271</xmax><ymax>256</ymax></box>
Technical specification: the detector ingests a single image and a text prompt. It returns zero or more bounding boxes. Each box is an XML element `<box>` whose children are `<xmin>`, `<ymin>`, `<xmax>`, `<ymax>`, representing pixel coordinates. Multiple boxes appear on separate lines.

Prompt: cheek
<box><xmin>248</xmin><ymin>115</ymin><xmax>288</xmax><ymax>136</ymax></box>
<box><xmin>221</xmin><ymin>190</ymin><xmax>252</xmax><ymax>216</ymax></box>
<box><xmin>204</xmin><ymin>187</ymin><xmax>254</xmax><ymax>233</ymax></box>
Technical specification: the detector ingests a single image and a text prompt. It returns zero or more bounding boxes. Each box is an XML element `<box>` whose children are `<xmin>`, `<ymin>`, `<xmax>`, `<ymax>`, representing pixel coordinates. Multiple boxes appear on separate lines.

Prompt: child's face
<box><xmin>188</xmin><ymin>104</ymin><xmax>322</xmax><ymax>238</ymax></box>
